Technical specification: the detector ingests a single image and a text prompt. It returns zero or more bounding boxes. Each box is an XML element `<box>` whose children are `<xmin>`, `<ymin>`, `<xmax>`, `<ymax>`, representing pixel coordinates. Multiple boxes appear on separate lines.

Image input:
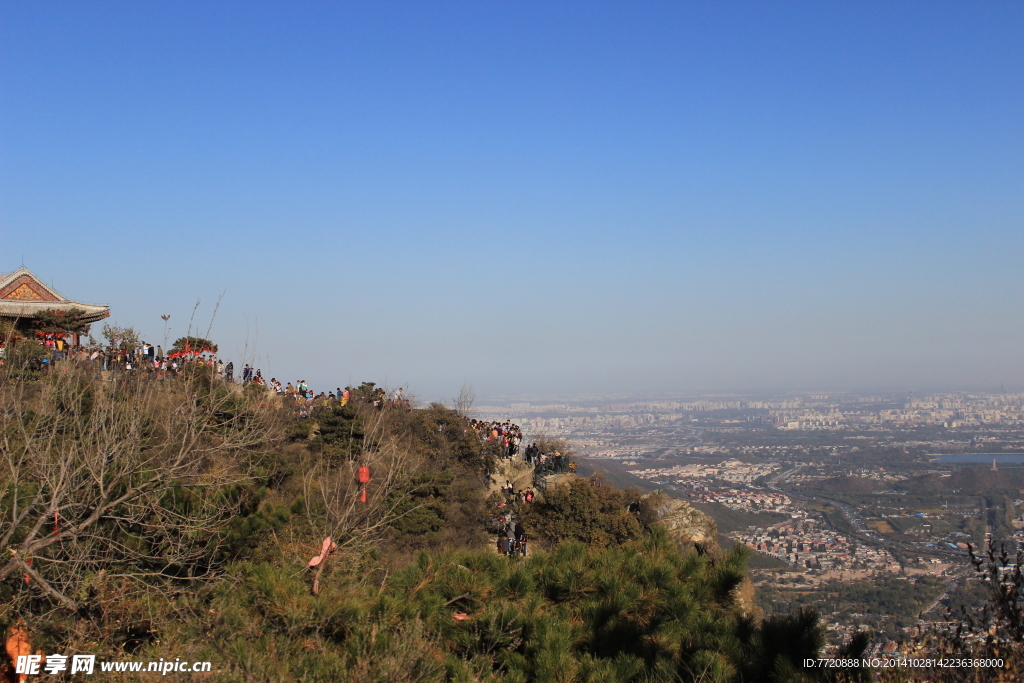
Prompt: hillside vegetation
<box><xmin>1</xmin><ymin>358</ymin><xmax>1019</xmax><ymax>682</ymax></box>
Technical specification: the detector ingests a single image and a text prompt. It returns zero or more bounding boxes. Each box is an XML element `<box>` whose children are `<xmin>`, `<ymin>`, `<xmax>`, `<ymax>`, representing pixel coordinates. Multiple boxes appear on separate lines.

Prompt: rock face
<box><xmin>639</xmin><ymin>491</ymin><xmax>719</xmax><ymax>555</ymax></box>
<box><xmin>490</xmin><ymin>458</ymin><xmax>536</xmax><ymax>498</ymax></box>
<box><xmin>538</xmin><ymin>472</ymin><xmax>576</xmax><ymax>492</ymax></box>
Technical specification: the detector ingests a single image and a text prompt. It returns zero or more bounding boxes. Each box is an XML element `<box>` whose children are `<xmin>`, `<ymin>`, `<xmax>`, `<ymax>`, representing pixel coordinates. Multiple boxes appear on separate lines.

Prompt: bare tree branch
<box><xmin>0</xmin><ymin>359</ymin><xmax>273</xmax><ymax>611</ymax></box>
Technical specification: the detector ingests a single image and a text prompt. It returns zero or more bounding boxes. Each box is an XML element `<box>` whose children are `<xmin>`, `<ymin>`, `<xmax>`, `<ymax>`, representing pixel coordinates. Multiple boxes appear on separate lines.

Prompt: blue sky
<box><xmin>2</xmin><ymin>2</ymin><xmax>1021</xmax><ymax>400</ymax></box>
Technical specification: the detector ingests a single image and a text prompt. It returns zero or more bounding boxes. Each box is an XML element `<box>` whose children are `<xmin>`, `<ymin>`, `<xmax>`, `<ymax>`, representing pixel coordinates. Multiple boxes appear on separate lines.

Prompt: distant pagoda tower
<box><xmin>0</xmin><ymin>268</ymin><xmax>110</xmax><ymax>346</ymax></box>
<box><xmin>992</xmin><ymin>458</ymin><xmax>998</xmax><ymax>472</ymax></box>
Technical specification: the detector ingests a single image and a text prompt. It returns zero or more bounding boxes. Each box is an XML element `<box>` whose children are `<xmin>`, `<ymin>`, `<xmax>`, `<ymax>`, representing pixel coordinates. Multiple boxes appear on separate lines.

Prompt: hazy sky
<box><xmin>2</xmin><ymin>2</ymin><xmax>1022</xmax><ymax>401</ymax></box>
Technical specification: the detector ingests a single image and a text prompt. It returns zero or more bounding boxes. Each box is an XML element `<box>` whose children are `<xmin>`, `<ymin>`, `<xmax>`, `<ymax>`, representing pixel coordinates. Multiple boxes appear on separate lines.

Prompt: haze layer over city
<box><xmin>2</xmin><ymin>3</ymin><xmax>1021</xmax><ymax>400</ymax></box>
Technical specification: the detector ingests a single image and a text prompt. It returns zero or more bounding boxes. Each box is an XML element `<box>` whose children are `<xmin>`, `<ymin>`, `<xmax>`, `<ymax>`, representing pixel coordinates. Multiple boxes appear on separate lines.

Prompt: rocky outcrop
<box><xmin>639</xmin><ymin>491</ymin><xmax>719</xmax><ymax>555</ymax></box>
<box><xmin>489</xmin><ymin>457</ymin><xmax>535</xmax><ymax>498</ymax></box>
<box><xmin>538</xmin><ymin>472</ymin><xmax>576</xmax><ymax>493</ymax></box>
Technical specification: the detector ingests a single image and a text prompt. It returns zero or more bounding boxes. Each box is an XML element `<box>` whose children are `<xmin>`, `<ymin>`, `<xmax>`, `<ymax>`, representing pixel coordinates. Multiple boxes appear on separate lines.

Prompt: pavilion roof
<box><xmin>0</xmin><ymin>268</ymin><xmax>110</xmax><ymax>324</ymax></box>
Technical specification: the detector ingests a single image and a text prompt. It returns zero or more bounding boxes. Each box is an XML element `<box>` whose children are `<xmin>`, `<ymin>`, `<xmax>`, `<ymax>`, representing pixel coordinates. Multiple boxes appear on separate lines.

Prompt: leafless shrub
<box><xmin>883</xmin><ymin>542</ymin><xmax>1024</xmax><ymax>682</ymax></box>
<box><xmin>0</xmin><ymin>360</ymin><xmax>272</xmax><ymax>616</ymax></box>
<box><xmin>532</xmin><ymin>435</ymin><xmax>573</xmax><ymax>456</ymax></box>
<box><xmin>452</xmin><ymin>383</ymin><xmax>475</xmax><ymax>417</ymax></box>
<box><xmin>302</xmin><ymin>405</ymin><xmax>421</xmax><ymax>551</ymax></box>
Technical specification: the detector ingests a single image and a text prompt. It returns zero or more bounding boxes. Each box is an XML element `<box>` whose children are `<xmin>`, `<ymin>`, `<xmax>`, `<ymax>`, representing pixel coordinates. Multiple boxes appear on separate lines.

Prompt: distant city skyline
<box><xmin>3</xmin><ymin>2</ymin><xmax>1021</xmax><ymax>401</ymax></box>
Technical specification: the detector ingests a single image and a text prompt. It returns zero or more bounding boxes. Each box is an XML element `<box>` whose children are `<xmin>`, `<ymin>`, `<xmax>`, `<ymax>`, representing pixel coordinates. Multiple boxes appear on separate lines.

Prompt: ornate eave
<box><xmin>0</xmin><ymin>268</ymin><xmax>110</xmax><ymax>324</ymax></box>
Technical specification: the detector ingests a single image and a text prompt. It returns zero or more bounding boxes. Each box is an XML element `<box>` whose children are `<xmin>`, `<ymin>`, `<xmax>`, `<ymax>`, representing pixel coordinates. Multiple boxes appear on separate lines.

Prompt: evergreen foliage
<box><xmin>149</xmin><ymin>530</ymin><xmax>835</xmax><ymax>682</ymax></box>
<box><xmin>31</xmin><ymin>307</ymin><xmax>92</xmax><ymax>336</ymax></box>
<box><xmin>518</xmin><ymin>476</ymin><xmax>643</xmax><ymax>549</ymax></box>
<box><xmin>311</xmin><ymin>402</ymin><xmax>365</xmax><ymax>463</ymax></box>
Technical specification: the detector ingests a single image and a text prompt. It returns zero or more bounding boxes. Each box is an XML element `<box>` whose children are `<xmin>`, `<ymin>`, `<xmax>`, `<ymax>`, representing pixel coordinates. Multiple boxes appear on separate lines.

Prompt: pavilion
<box><xmin>0</xmin><ymin>268</ymin><xmax>110</xmax><ymax>346</ymax></box>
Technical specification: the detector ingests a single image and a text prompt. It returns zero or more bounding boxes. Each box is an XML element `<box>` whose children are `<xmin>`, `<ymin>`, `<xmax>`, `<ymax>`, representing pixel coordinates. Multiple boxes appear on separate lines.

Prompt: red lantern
<box><xmin>358</xmin><ymin>466</ymin><xmax>370</xmax><ymax>503</ymax></box>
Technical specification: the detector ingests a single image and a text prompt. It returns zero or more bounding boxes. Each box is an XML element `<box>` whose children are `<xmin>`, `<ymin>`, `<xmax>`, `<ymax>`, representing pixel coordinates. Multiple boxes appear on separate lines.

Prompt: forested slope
<box><xmin>2</xmin><ymin>360</ymin><xmax>1019</xmax><ymax>682</ymax></box>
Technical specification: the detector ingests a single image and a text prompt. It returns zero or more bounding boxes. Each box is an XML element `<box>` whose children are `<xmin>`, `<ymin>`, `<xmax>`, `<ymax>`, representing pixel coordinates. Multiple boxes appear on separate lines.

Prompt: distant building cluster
<box><xmin>692</xmin><ymin>490</ymin><xmax>791</xmax><ymax>514</ymax></box>
<box><xmin>628</xmin><ymin>460</ymin><xmax>778</xmax><ymax>485</ymax></box>
<box><xmin>738</xmin><ymin>517</ymin><xmax>899</xmax><ymax>573</ymax></box>
<box><xmin>770</xmin><ymin>394</ymin><xmax>1024</xmax><ymax>430</ymax></box>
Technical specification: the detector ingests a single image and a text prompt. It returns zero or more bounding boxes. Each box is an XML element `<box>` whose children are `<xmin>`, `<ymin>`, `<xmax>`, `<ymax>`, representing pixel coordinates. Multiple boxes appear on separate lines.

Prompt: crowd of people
<box><xmin>9</xmin><ymin>339</ymin><xmax>416</xmax><ymax>421</ymax></box>
<box><xmin>533</xmin><ymin>449</ymin><xmax>575</xmax><ymax>476</ymax></box>
<box><xmin>491</xmin><ymin>474</ymin><xmax>534</xmax><ymax>557</ymax></box>
<box><xmin>18</xmin><ymin>340</ymin><xmax>238</xmax><ymax>381</ymax></box>
<box><xmin>468</xmin><ymin>420</ymin><xmax>574</xmax><ymax>478</ymax></box>
<box><xmin>280</xmin><ymin>384</ymin><xmax>348</xmax><ymax>418</ymax></box>
<box><xmin>6</xmin><ymin>334</ymin><xmax>285</xmax><ymax>392</ymax></box>
<box><xmin>473</xmin><ymin>418</ymin><xmax>578</xmax><ymax>559</ymax></box>
<box><xmin>469</xmin><ymin>419</ymin><xmax>524</xmax><ymax>459</ymax></box>
<box><xmin>11</xmin><ymin>341</ymin><xmax>575</xmax><ymax>481</ymax></box>
<box><xmin>277</xmin><ymin>384</ymin><xmax>410</xmax><ymax>417</ymax></box>
<box><xmin>495</xmin><ymin>505</ymin><xmax>529</xmax><ymax>557</ymax></box>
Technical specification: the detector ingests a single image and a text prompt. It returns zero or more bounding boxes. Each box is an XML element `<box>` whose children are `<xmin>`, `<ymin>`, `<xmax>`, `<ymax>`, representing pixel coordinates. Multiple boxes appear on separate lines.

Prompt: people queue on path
<box><xmin>11</xmin><ymin>340</ymin><xmax>418</xmax><ymax>420</ymax></box>
<box><xmin>15</xmin><ymin>340</ymin><xmax>553</xmax><ymax>472</ymax></box>
<box><xmin>13</xmin><ymin>342</ymin><xmax>572</xmax><ymax>481</ymax></box>
<box><xmin>471</xmin><ymin>418</ymin><xmax>577</xmax><ymax>558</ymax></box>
<box><xmin>277</xmin><ymin>384</ymin><xmax>410</xmax><ymax>417</ymax></box>
<box><xmin>491</xmin><ymin>474</ymin><xmax>534</xmax><ymax>558</ymax></box>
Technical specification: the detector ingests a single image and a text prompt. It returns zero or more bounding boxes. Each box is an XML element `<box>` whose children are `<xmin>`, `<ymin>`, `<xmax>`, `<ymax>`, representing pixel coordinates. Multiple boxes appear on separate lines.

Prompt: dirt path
<box><xmin>485</xmin><ymin>457</ymin><xmax>536</xmax><ymax>556</ymax></box>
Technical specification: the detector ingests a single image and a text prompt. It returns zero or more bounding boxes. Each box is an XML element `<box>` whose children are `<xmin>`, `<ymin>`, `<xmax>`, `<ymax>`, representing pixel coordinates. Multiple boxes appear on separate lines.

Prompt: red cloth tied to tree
<box><xmin>307</xmin><ymin>537</ymin><xmax>336</xmax><ymax>568</ymax></box>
